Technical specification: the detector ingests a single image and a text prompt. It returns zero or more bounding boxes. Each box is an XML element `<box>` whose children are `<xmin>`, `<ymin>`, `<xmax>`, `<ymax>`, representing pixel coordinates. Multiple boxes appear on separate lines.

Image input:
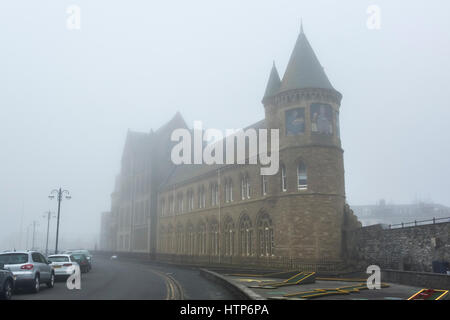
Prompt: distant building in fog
<box><xmin>352</xmin><ymin>199</ymin><xmax>450</xmax><ymax>226</ymax></box>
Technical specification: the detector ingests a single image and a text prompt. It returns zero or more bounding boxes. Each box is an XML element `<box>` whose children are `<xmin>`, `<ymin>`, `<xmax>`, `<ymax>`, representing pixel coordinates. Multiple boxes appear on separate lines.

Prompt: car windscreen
<box><xmin>0</xmin><ymin>253</ymin><xmax>28</xmax><ymax>265</ymax></box>
<box><xmin>72</xmin><ymin>254</ymin><xmax>85</xmax><ymax>260</ymax></box>
<box><xmin>48</xmin><ymin>256</ymin><xmax>69</xmax><ymax>263</ymax></box>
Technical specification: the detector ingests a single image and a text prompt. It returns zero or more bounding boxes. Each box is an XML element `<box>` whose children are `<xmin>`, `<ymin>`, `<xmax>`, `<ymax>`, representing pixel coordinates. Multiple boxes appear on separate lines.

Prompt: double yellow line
<box><xmin>150</xmin><ymin>269</ymin><xmax>185</xmax><ymax>300</ymax></box>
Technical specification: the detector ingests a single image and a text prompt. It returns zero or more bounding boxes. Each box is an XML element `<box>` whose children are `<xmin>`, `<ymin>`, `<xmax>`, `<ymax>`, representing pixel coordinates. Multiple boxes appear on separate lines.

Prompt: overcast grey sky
<box><xmin>1</xmin><ymin>1</ymin><xmax>449</xmax><ymax>250</ymax></box>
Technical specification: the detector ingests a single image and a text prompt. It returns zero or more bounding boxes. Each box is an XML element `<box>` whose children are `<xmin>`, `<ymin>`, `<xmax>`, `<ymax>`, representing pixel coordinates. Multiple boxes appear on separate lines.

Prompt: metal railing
<box><xmin>389</xmin><ymin>216</ymin><xmax>450</xmax><ymax>229</ymax></box>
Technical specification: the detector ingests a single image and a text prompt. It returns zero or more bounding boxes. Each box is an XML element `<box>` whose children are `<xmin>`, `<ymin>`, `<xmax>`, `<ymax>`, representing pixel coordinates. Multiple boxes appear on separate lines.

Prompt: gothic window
<box><xmin>197</xmin><ymin>222</ymin><xmax>206</xmax><ymax>255</ymax></box>
<box><xmin>281</xmin><ymin>165</ymin><xmax>287</xmax><ymax>192</ymax></box>
<box><xmin>211</xmin><ymin>183</ymin><xmax>219</xmax><ymax>206</ymax></box>
<box><xmin>186</xmin><ymin>223</ymin><xmax>195</xmax><ymax>255</ymax></box>
<box><xmin>167</xmin><ymin>225</ymin><xmax>174</xmax><ymax>253</ymax></box>
<box><xmin>224</xmin><ymin>218</ymin><xmax>235</xmax><ymax>256</ymax></box>
<box><xmin>160</xmin><ymin>198</ymin><xmax>165</xmax><ymax>217</ymax></box>
<box><xmin>258</xmin><ymin>214</ymin><xmax>274</xmax><ymax>257</ymax></box>
<box><xmin>297</xmin><ymin>161</ymin><xmax>308</xmax><ymax>190</ymax></box>
<box><xmin>198</xmin><ymin>186</ymin><xmax>206</xmax><ymax>209</ymax></box>
<box><xmin>177</xmin><ymin>193</ymin><xmax>184</xmax><ymax>214</ymax></box>
<box><xmin>261</xmin><ymin>175</ymin><xmax>267</xmax><ymax>196</ymax></box>
<box><xmin>241</xmin><ymin>174</ymin><xmax>251</xmax><ymax>200</ymax></box>
<box><xmin>224</xmin><ymin>180</ymin><xmax>229</xmax><ymax>203</ymax></box>
<box><xmin>210</xmin><ymin>221</ymin><xmax>219</xmax><ymax>256</ymax></box>
<box><xmin>176</xmin><ymin>224</ymin><xmax>183</xmax><ymax>254</ymax></box>
<box><xmin>229</xmin><ymin>179</ymin><xmax>233</xmax><ymax>202</ymax></box>
<box><xmin>187</xmin><ymin>190</ymin><xmax>194</xmax><ymax>212</ymax></box>
<box><xmin>239</xmin><ymin>215</ymin><xmax>253</xmax><ymax>256</ymax></box>
<box><xmin>159</xmin><ymin>226</ymin><xmax>166</xmax><ymax>252</ymax></box>
<box><xmin>169</xmin><ymin>195</ymin><xmax>174</xmax><ymax>215</ymax></box>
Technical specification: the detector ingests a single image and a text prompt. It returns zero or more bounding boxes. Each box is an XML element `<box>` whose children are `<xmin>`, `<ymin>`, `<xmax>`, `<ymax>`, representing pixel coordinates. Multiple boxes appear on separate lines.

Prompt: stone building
<box><xmin>105</xmin><ymin>27</ymin><xmax>360</xmax><ymax>267</ymax></box>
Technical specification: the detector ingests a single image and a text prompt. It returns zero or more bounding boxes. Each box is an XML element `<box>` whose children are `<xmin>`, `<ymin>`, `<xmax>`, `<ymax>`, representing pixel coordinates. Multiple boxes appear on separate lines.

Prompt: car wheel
<box><xmin>47</xmin><ymin>272</ymin><xmax>55</xmax><ymax>288</ymax></box>
<box><xmin>1</xmin><ymin>280</ymin><xmax>13</xmax><ymax>300</ymax></box>
<box><xmin>31</xmin><ymin>275</ymin><xmax>40</xmax><ymax>293</ymax></box>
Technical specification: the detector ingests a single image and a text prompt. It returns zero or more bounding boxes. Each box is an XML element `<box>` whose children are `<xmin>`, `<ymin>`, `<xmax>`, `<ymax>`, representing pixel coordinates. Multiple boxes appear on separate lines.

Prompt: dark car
<box><xmin>0</xmin><ymin>263</ymin><xmax>15</xmax><ymax>300</ymax></box>
<box><xmin>64</xmin><ymin>250</ymin><xmax>92</xmax><ymax>271</ymax></box>
<box><xmin>71</xmin><ymin>254</ymin><xmax>90</xmax><ymax>273</ymax></box>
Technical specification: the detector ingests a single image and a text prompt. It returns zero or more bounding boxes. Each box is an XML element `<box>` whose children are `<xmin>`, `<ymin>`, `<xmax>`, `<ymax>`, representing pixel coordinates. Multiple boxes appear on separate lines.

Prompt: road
<box><xmin>13</xmin><ymin>256</ymin><xmax>236</xmax><ymax>300</ymax></box>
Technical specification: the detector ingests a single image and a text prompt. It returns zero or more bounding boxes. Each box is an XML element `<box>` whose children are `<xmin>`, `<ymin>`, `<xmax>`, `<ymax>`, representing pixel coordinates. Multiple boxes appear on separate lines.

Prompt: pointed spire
<box><xmin>263</xmin><ymin>61</ymin><xmax>281</xmax><ymax>99</ymax></box>
<box><xmin>300</xmin><ymin>19</ymin><xmax>303</xmax><ymax>34</ymax></box>
<box><xmin>280</xmin><ymin>28</ymin><xmax>333</xmax><ymax>92</ymax></box>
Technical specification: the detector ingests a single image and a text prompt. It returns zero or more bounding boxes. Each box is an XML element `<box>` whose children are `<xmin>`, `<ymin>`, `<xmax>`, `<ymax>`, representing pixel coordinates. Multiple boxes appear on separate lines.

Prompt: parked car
<box><xmin>70</xmin><ymin>253</ymin><xmax>90</xmax><ymax>273</ymax></box>
<box><xmin>47</xmin><ymin>254</ymin><xmax>79</xmax><ymax>279</ymax></box>
<box><xmin>65</xmin><ymin>250</ymin><xmax>92</xmax><ymax>270</ymax></box>
<box><xmin>0</xmin><ymin>251</ymin><xmax>55</xmax><ymax>293</ymax></box>
<box><xmin>0</xmin><ymin>263</ymin><xmax>15</xmax><ymax>300</ymax></box>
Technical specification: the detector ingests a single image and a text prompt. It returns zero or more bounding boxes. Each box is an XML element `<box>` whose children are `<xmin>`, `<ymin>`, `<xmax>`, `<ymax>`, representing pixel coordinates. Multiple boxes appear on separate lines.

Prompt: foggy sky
<box><xmin>1</xmin><ymin>0</ymin><xmax>449</xmax><ymax>250</ymax></box>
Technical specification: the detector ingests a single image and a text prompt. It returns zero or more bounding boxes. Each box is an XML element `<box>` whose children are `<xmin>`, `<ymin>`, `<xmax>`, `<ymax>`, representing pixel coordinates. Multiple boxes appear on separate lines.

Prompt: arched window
<box><xmin>160</xmin><ymin>198</ymin><xmax>166</xmax><ymax>216</ymax></box>
<box><xmin>225</xmin><ymin>178</ymin><xmax>233</xmax><ymax>203</ymax></box>
<box><xmin>159</xmin><ymin>226</ymin><xmax>166</xmax><ymax>252</ymax></box>
<box><xmin>209</xmin><ymin>221</ymin><xmax>219</xmax><ymax>256</ymax></box>
<box><xmin>211</xmin><ymin>183</ymin><xmax>219</xmax><ymax>206</ymax></box>
<box><xmin>167</xmin><ymin>224</ymin><xmax>174</xmax><ymax>253</ymax></box>
<box><xmin>241</xmin><ymin>174</ymin><xmax>251</xmax><ymax>199</ymax></box>
<box><xmin>261</xmin><ymin>175</ymin><xmax>268</xmax><ymax>196</ymax></box>
<box><xmin>297</xmin><ymin>161</ymin><xmax>307</xmax><ymax>190</ymax></box>
<box><xmin>258</xmin><ymin>214</ymin><xmax>274</xmax><ymax>257</ymax></box>
<box><xmin>198</xmin><ymin>186</ymin><xmax>206</xmax><ymax>209</ymax></box>
<box><xmin>176</xmin><ymin>224</ymin><xmax>184</xmax><ymax>254</ymax></box>
<box><xmin>197</xmin><ymin>222</ymin><xmax>207</xmax><ymax>255</ymax></box>
<box><xmin>177</xmin><ymin>193</ymin><xmax>184</xmax><ymax>214</ymax></box>
<box><xmin>186</xmin><ymin>223</ymin><xmax>194</xmax><ymax>255</ymax></box>
<box><xmin>169</xmin><ymin>195</ymin><xmax>174</xmax><ymax>215</ymax></box>
<box><xmin>239</xmin><ymin>215</ymin><xmax>253</xmax><ymax>256</ymax></box>
<box><xmin>281</xmin><ymin>165</ymin><xmax>287</xmax><ymax>192</ymax></box>
<box><xmin>224</xmin><ymin>218</ymin><xmax>235</xmax><ymax>256</ymax></box>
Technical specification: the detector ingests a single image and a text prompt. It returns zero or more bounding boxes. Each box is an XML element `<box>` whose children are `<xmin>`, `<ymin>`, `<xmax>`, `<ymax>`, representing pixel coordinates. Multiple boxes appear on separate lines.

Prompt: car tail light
<box><xmin>63</xmin><ymin>263</ymin><xmax>72</xmax><ymax>267</ymax></box>
<box><xmin>21</xmin><ymin>264</ymin><xmax>34</xmax><ymax>270</ymax></box>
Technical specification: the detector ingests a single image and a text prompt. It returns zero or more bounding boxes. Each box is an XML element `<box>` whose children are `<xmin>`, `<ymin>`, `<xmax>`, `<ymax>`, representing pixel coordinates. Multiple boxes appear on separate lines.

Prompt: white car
<box><xmin>47</xmin><ymin>254</ymin><xmax>79</xmax><ymax>278</ymax></box>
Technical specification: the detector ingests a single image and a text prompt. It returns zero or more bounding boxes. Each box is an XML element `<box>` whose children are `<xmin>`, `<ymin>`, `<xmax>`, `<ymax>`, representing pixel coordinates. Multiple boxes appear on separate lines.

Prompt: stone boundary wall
<box><xmin>346</xmin><ymin>222</ymin><xmax>449</xmax><ymax>273</ymax></box>
<box><xmin>381</xmin><ymin>269</ymin><xmax>450</xmax><ymax>290</ymax></box>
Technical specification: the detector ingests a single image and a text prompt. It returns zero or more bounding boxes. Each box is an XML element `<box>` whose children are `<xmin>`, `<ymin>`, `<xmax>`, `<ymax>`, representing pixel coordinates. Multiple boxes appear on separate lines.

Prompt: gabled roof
<box><xmin>279</xmin><ymin>28</ymin><xmax>334</xmax><ymax>92</ymax></box>
<box><xmin>161</xmin><ymin>119</ymin><xmax>266</xmax><ymax>189</ymax></box>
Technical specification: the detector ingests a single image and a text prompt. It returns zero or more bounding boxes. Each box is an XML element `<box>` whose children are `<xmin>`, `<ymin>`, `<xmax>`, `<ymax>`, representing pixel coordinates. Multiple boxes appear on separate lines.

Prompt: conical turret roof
<box><xmin>263</xmin><ymin>62</ymin><xmax>281</xmax><ymax>99</ymax></box>
<box><xmin>280</xmin><ymin>28</ymin><xmax>333</xmax><ymax>92</ymax></box>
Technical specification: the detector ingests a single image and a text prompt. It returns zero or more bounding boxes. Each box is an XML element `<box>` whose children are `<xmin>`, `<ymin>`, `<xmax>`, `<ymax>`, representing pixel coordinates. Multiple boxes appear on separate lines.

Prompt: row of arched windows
<box><xmin>158</xmin><ymin>213</ymin><xmax>274</xmax><ymax>257</ymax></box>
<box><xmin>159</xmin><ymin>161</ymin><xmax>308</xmax><ymax>216</ymax></box>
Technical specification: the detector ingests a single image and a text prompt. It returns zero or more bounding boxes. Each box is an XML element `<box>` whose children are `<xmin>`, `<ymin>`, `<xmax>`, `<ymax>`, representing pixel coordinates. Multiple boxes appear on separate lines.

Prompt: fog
<box><xmin>1</xmin><ymin>0</ymin><xmax>449</xmax><ymax>250</ymax></box>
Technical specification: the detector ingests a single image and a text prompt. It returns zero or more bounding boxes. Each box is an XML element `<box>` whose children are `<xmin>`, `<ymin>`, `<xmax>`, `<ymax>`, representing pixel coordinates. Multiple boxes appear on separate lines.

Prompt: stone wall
<box><xmin>346</xmin><ymin>222</ymin><xmax>450</xmax><ymax>272</ymax></box>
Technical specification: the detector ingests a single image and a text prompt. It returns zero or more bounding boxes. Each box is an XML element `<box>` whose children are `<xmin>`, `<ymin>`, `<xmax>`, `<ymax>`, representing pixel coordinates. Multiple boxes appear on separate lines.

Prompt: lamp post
<box><xmin>31</xmin><ymin>220</ymin><xmax>38</xmax><ymax>250</ymax></box>
<box><xmin>49</xmin><ymin>188</ymin><xmax>71</xmax><ymax>254</ymax></box>
<box><xmin>42</xmin><ymin>211</ymin><xmax>55</xmax><ymax>256</ymax></box>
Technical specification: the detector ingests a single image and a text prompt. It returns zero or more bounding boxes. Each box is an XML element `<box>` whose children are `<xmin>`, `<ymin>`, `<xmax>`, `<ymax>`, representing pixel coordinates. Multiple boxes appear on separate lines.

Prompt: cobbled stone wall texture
<box><xmin>346</xmin><ymin>222</ymin><xmax>450</xmax><ymax>272</ymax></box>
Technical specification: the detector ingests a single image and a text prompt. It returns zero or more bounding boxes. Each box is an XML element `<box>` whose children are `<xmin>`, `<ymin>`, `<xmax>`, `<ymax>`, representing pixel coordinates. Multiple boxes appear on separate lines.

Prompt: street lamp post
<box><xmin>31</xmin><ymin>221</ymin><xmax>38</xmax><ymax>250</ymax></box>
<box><xmin>49</xmin><ymin>188</ymin><xmax>71</xmax><ymax>254</ymax></box>
<box><xmin>43</xmin><ymin>211</ymin><xmax>55</xmax><ymax>257</ymax></box>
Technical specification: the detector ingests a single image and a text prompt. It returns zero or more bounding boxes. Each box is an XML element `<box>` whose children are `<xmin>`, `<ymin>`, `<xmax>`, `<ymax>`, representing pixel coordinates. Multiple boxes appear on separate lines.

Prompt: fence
<box><xmin>388</xmin><ymin>216</ymin><xmax>450</xmax><ymax>229</ymax></box>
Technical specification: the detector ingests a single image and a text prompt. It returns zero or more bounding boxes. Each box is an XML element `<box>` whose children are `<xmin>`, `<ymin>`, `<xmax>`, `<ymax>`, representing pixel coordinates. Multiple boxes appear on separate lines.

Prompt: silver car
<box><xmin>0</xmin><ymin>251</ymin><xmax>55</xmax><ymax>293</ymax></box>
<box><xmin>47</xmin><ymin>254</ymin><xmax>79</xmax><ymax>278</ymax></box>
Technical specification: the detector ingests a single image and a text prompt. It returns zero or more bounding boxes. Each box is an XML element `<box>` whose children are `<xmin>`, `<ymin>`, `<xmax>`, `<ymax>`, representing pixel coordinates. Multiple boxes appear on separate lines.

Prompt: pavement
<box><xmin>222</xmin><ymin>274</ymin><xmax>430</xmax><ymax>300</ymax></box>
<box><xmin>13</xmin><ymin>256</ymin><xmax>236</xmax><ymax>300</ymax></box>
